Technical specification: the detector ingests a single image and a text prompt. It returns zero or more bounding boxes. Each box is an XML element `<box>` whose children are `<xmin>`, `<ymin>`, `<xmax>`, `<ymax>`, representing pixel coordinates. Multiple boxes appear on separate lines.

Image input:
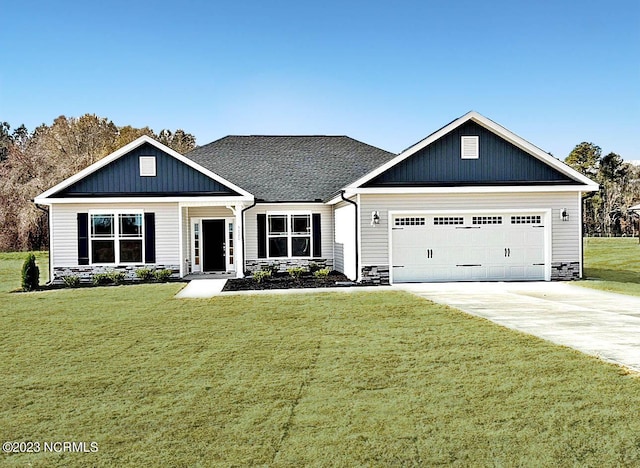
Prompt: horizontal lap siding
<box><xmin>50</xmin><ymin>202</ymin><xmax>180</xmax><ymax>267</ymax></box>
<box><xmin>359</xmin><ymin>192</ymin><xmax>580</xmax><ymax>266</ymax></box>
<box><xmin>244</xmin><ymin>204</ymin><xmax>334</xmax><ymax>260</ymax></box>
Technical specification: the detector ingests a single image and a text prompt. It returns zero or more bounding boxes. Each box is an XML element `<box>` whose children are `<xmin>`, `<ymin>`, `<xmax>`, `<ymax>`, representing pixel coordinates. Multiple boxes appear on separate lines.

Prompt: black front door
<box><xmin>202</xmin><ymin>220</ymin><xmax>226</xmax><ymax>271</ymax></box>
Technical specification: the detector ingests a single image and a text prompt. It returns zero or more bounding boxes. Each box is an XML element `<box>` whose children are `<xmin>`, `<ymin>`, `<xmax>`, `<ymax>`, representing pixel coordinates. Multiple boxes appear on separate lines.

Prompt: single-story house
<box><xmin>34</xmin><ymin>111</ymin><xmax>598</xmax><ymax>284</ymax></box>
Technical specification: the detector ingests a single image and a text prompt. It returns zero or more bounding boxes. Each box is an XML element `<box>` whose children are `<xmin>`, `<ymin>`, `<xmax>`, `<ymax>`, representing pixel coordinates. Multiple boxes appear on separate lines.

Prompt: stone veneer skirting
<box><xmin>245</xmin><ymin>258</ymin><xmax>333</xmax><ymax>275</ymax></box>
<box><xmin>361</xmin><ymin>262</ymin><xmax>581</xmax><ymax>284</ymax></box>
<box><xmin>550</xmin><ymin>261</ymin><xmax>580</xmax><ymax>280</ymax></box>
<box><xmin>360</xmin><ymin>265</ymin><xmax>390</xmax><ymax>285</ymax></box>
<box><xmin>52</xmin><ymin>265</ymin><xmax>180</xmax><ymax>284</ymax></box>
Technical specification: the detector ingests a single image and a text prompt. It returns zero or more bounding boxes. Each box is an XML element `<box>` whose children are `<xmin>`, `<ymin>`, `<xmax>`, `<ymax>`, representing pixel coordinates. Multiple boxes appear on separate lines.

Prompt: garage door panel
<box><xmin>391</xmin><ymin>213</ymin><xmax>546</xmax><ymax>282</ymax></box>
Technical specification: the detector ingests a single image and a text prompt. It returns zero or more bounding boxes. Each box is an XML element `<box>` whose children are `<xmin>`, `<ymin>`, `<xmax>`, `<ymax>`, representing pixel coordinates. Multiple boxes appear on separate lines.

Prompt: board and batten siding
<box><xmin>50</xmin><ymin>202</ymin><xmax>180</xmax><ymax>267</ymax></box>
<box><xmin>333</xmin><ymin>202</ymin><xmax>357</xmax><ymax>279</ymax></box>
<box><xmin>244</xmin><ymin>203</ymin><xmax>334</xmax><ymax>261</ymax></box>
<box><xmin>358</xmin><ymin>192</ymin><xmax>581</xmax><ymax>266</ymax></box>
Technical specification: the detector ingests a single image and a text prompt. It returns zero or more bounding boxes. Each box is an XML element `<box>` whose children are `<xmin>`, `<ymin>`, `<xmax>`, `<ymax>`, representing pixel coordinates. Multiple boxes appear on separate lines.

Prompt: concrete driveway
<box><xmin>397</xmin><ymin>282</ymin><xmax>640</xmax><ymax>373</ymax></box>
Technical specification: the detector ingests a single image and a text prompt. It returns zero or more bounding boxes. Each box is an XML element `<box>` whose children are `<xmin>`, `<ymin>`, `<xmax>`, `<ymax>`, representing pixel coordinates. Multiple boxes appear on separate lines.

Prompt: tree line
<box><xmin>1</xmin><ymin>115</ymin><xmax>638</xmax><ymax>252</ymax></box>
<box><xmin>0</xmin><ymin>114</ymin><xmax>196</xmax><ymax>251</ymax></box>
<box><xmin>565</xmin><ymin>142</ymin><xmax>640</xmax><ymax>237</ymax></box>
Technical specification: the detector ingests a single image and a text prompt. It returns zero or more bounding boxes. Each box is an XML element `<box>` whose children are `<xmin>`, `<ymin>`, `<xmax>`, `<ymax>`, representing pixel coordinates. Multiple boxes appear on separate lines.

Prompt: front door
<box><xmin>202</xmin><ymin>219</ymin><xmax>226</xmax><ymax>271</ymax></box>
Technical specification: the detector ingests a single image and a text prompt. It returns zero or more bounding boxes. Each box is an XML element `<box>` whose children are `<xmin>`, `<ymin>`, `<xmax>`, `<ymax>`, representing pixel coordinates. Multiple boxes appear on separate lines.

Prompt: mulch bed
<box><xmin>222</xmin><ymin>272</ymin><xmax>358</xmax><ymax>291</ymax></box>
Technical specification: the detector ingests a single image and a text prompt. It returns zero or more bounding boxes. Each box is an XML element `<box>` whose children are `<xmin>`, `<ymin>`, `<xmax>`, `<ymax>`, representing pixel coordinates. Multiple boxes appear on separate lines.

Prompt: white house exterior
<box><xmin>34</xmin><ymin>112</ymin><xmax>598</xmax><ymax>285</ymax></box>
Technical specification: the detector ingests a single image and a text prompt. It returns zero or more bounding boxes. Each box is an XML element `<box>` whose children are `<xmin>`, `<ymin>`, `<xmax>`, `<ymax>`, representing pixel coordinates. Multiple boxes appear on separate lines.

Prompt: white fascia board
<box><xmin>351</xmin><ymin>185</ymin><xmax>598</xmax><ymax>195</ymax></box>
<box><xmin>347</xmin><ymin>111</ymin><xmax>598</xmax><ymax>189</ymax></box>
<box><xmin>35</xmin><ymin>135</ymin><xmax>254</xmax><ymax>200</ymax></box>
<box><xmin>34</xmin><ymin>195</ymin><xmax>254</xmax><ymax>205</ymax></box>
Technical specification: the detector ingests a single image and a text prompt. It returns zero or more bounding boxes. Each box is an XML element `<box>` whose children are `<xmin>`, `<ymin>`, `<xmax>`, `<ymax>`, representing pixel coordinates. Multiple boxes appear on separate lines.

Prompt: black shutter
<box><xmin>144</xmin><ymin>212</ymin><xmax>156</xmax><ymax>263</ymax></box>
<box><xmin>257</xmin><ymin>214</ymin><xmax>267</xmax><ymax>258</ymax></box>
<box><xmin>312</xmin><ymin>213</ymin><xmax>321</xmax><ymax>257</ymax></box>
<box><xmin>77</xmin><ymin>213</ymin><xmax>89</xmax><ymax>265</ymax></box>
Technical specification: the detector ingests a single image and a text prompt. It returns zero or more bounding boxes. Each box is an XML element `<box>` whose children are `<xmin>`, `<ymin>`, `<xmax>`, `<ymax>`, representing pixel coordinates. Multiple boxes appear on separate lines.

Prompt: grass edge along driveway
<box><xmin>2</xmin><ymin>276</ymin><xmax>640</xmax><ymax>466</ymax></box>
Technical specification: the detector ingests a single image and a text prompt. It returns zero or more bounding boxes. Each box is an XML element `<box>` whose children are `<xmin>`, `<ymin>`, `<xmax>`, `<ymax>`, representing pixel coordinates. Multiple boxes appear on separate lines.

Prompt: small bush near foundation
<box><xmin>313</xmin><ymin>268</ymin><xmax>330</xmax><ymax>279</ymax></box>
<box><xmin>21</xmin><ymin>254</ymin><xmax>40</xmax><ymax>291</ymax></box>
<box><xmin>288</xmin><ymin>267</ymin><xmax>306</xmax><ymax>280</ymax></box>
<box><xmin>62</xmin><ymin>275</ymin><xmax>80</xmax><ymax>288</ymax></box>
<box><xmin>308</xmin><ymin>262</ymin><xmax>321</xmax><ymax>273</ymax></box>
<box><xmin>135</xmin><ymin>268</ymin><xmax>154</xmax><ymax>281</ymax></box>
<box><xmin>21</xmin><ymin>253</ymin><xmax>40</xmax><ymax>291</ymax></box>
<box><xmin>264</xmin><ymin>263</ymin><xmax>280</xmax><ymax>275</ymax></box>
<box><xmin>108</xmin><ymin>271</ymin><xmax>126</xmax><ymax>285</ymax></box>
<box><xmin>253</xmin><ymin>270</ymin><xmax>272</xmax><ymax>283</ymax></box>
<box><xmin>153</xmin><ymin>269</ymin><xmax>173</xmax><ymax>282</ymax></box>
<box><xmin>92</xmin><ymin>273</ymin><xmax>112</xmax><ymax>286</ymax></box>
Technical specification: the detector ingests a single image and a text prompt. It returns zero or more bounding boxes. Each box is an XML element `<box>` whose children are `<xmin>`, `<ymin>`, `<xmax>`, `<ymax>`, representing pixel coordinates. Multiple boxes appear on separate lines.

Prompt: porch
<box><xmin>180</xmin><ymin>202</ymin><xmax>248</xmax><ymax>279</ymax></box>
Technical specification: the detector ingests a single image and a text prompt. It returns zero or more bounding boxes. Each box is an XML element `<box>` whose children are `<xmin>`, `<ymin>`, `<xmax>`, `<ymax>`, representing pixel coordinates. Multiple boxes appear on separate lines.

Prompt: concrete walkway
<box><xmin>175</xmin><ymin>279</ymin><xmax>228</xmax><ymax>298</ymax></box>
<box><xmin>398</xmin><ymin>282</ymin><xmax>640</xmax><ymax>373</ymax></box>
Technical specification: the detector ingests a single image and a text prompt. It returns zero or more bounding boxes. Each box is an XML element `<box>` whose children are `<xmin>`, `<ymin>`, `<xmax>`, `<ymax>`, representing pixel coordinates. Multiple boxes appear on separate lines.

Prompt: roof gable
<box><xmin>185</xmin><ymin>136</ymin><xmax>396</xmax><ymax>202</ymax></box>
<box><xmin>36</xmin><ymin>136</ymin><xmax>252</xmax><ymax>201</ymax></box>
<box><xmin>350</xmin><ymin>111</ymin><xmax>598</xmax><ymax>190</ymax></box>
<box><xmin>365</xmin><ymin>120</ymin><xmax>574</xmax><ymax>186</ymax></box>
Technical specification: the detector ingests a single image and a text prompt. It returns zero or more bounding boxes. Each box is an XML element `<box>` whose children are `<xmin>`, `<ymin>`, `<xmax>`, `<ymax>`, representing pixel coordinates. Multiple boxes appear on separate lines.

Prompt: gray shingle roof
<box><xmin>184</xmin><ymin>136</ymin><xmax>396</xmax><ymax>201</ymax></box>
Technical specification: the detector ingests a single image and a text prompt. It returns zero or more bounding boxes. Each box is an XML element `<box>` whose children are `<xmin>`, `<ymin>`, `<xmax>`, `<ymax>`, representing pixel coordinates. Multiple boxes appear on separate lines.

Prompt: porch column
<box><xmin>234</xmin><ymin>203</ymin><xmax>245</xmax><ymax>278</ymax></box>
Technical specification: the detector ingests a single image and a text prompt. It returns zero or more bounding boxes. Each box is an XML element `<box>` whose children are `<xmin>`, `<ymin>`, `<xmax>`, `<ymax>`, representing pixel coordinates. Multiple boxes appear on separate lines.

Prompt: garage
<box><xmin>391</xmin><ymin>212</ymin><xmax>548</xmax><ymax>282</ymax></box>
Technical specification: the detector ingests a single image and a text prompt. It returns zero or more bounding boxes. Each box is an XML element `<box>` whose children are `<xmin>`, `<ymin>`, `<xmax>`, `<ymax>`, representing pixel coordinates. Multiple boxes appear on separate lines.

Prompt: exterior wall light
<box><xmin>561</xmin><ymin>208</ymin><xmax>569</xmax><ymax>221</ymax></box>
<box><xmin>371</xmin><ymin>211</ymin><xmax>380</xmax><ymax>226</ymax></box>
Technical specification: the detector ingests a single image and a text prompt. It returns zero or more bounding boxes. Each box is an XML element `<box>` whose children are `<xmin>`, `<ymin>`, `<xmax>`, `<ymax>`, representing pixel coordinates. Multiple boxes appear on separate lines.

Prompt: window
<box><xmin>394</xmin><ymin>217</ymin><xmax>426</xmax><ymax>226</ymax></box>
<box><xmin>434</xmin><ymin>217</ymin><xmax>464</xmax><ymax>225</ymax></box>
<box><xmin>473</xmin><ymin>216</ymin><xmax>502</xmax><ymax>225</ymax></box>
<box><xmin>511</xmin><ymin>215</ymin><xmax>542</xmax><ymax>224</ymax></box>
<box><xmin>90</xmin><ymin>213</ymin><xmax>143</xmax><ymax>264</ymax></box>
<box><xmin>139</xmin><ymin>156</ymin><xmax>156</xmax><ymax>176</ymax></box>
<box><xmin>228</xmin><ymin>222</ymin><xmax>234</xmax><ymax>265</ymax></box>
<box><xmin>267</xmin><ymin>213</ymin><xmax>311</xmax><ymax>257</ymax></box>
<box><xmin>461</xmin><ymin>136</ymin><xmax>479</xmax><ymax>159</ymax></box>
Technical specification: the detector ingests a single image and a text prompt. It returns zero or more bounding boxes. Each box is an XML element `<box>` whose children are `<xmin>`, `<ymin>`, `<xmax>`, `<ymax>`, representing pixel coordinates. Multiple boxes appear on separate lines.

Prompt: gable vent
<box><xmin>139</xmin><ymin>156</ymin><xmax>156</xmax><ymax>177</ymax></box>
<box><xmin>461</xmin><ymin>136</ymin><xmax>479</xmax><ymax>159</ymax></box>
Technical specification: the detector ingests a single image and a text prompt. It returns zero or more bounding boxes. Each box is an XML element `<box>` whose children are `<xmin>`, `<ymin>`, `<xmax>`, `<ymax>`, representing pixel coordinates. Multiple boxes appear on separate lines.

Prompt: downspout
<box><xmin>33</xmin><ymin>201</ymin><xmax>52</xmax><ymax>285</ymax></box>
<box><xmin>340</xmin><ymin>191</ymin><xmax>359</xmax><ymax>281</ymax></box>
<box><xmin>240</xmin><ymin>199</ymin><xmax>257</xmax><ymax>277</ymax></box>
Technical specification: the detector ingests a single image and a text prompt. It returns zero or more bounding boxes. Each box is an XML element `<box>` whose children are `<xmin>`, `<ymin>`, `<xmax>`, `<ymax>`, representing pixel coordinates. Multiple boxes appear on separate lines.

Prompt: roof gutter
<box><xmin>340</xmin><ymin>190</ymin><xmax>359</xmax><ymax>281</ymax></box>
<box><xmin>240</xmin><ymin>199</ymin><xmax>258</xmax><ymax>276</ymax></box>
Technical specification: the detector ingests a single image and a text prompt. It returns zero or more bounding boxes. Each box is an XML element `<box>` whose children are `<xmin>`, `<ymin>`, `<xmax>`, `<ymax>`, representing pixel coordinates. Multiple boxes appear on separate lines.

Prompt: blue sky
<box><xmin>2</xmin><ymin>0</ymin><xmax>638</xmax><ymax>159</ymax></box>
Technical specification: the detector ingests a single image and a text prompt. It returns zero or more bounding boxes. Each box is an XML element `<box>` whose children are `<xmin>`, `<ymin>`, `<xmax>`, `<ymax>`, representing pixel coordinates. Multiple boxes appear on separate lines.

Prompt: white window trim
<box><xmin>266</xmin><ymin>211</ymin><xmax>313</xmax><ymax>259</ymax></box>
<box><xmin>88</xmin><ymin>210</ymin><xmax>145</xmax><ymax>265</ymax></box>
<box><xmin>461</xmin><ymin>136</ymin><xmax>479</xmax><ymax>159</ymax></box>
<box><xmin>139</xmin><ymin>156</ymin><xmax>157</xmax><ymax>177</ymax></box>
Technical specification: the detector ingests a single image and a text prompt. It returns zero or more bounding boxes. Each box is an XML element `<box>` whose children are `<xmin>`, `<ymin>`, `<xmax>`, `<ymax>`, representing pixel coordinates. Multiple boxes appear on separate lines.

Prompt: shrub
<box><xmin>21</xmin><ymin>253</ymin><xmax>40</xmax><ymax>291</ymax></box>
<box><xmin>153</xmin><ymin>269</ymin><xmax>173</xmax><ymax>282</ymax></box>
<box><xmin>288</xmin><ymin>267</ymin><xmax>306</xmax><ymax>280</ymax></box>
<box><xmin>264</xmin><ymin>263</ymin><xmax>280</xmax><ymax>275</ymax></box>
<box><xmin>308</xmin><ymin>262</ymin><xmax>321</xmax><ymax>273</ymax></box>
<box><xmin>313</xmin><ymin>268</ymin><xmax>330</xmax><ymax>279</ymax></box>
<box><xmin>108</xmin><ymin>271</ymin><xmax>126</xmax><ymax>285</ymax></box>
<box><xmin>62</xmin><ymin>275</ymin><xmax>80</xmax><ymax>288</ymax></box>
<box><xmin>135</xmin><ymin>268</ymin><xmax>154</xmax><ymax>281</ymax></box>
<box><xmin>253</xmin><ymin>270</ymin><xmax>272</xmax><ymax>283</ymax></box>
<box><xmin>92</xmin><ymin>273</ymin><xmax>112</xmax><ymax>286</ymax></box>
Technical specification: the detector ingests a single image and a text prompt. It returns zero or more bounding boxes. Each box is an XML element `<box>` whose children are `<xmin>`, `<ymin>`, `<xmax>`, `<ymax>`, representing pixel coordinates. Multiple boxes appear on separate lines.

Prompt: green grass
<box><xmin>582</xmin><ymin>237</ymin><xmax>640</xmax><ymax>296</ymax></box>
<box><xmin>1</xmin><ymin>252</ymin><xmax>640</xmax><ymax>466</ymax></box>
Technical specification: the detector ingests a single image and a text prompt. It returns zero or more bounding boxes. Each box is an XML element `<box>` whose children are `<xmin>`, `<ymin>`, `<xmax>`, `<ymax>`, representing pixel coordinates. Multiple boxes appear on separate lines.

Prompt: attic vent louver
<box><xmin>139</xmin><ymin>156</ymin><xmax>156</xmax><ymax>177</ymax></box>
<box><xmin>461</xmin><ymin>136</ymin><xmax>479</xmax><ymax>159</ymax></box>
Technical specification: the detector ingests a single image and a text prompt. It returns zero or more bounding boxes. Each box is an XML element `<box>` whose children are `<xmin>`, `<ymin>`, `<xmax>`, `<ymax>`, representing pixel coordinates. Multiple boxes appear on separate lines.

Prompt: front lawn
<box><xmin>1</xmin><ymin>252</ymin><xmax>640</xmax><ymax>466</ymax></box>
<box><xmin>581</xmin><ymin>237</ymin><xmax>640</xmax><ymax>296</ymax></box>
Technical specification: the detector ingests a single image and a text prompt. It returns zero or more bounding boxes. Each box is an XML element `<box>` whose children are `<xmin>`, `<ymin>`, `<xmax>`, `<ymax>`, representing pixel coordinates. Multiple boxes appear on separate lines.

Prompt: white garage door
<box><xmin>391</xmin><ymin>213</ymin><xmax>546</xmax><ymax>282</ymax></box>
